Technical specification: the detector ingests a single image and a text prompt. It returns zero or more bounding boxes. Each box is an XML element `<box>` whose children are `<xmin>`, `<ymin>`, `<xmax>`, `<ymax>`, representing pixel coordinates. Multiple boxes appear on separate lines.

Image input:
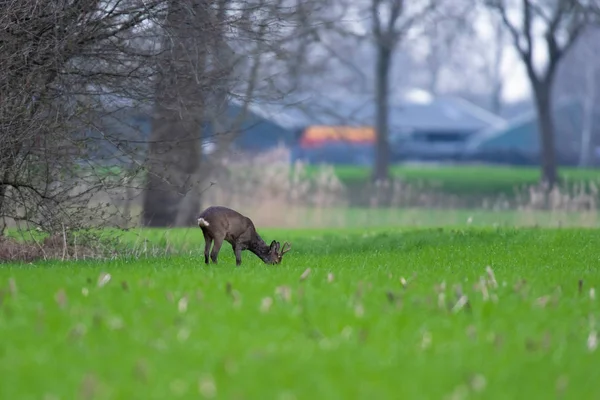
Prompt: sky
<box><xmin>501</xmin><ymin>52</ymin><xmax>532</xmax><ymax>103</ymax></box>
<box><xmin>500</xmin><ymin>40</ymin><xmax>551</xmax><ymax>104</ymax></box>
<box><xmin>476</xmin><ymin>6</ymin><xmax>549</xmax><ymax>104</ymax></box>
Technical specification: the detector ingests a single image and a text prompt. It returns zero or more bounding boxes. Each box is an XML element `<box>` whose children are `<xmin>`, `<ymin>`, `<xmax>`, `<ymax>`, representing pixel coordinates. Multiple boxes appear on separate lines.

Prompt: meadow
<box><xmin>1</xmin><ymin>226</ymin><xmax>600</xmax><ymax>399</ymax></box>
<box><xmin>89</xmin><ymin>160</ymin><xmax>600</xmax><ymax>230</ymax></box>
<box><xmin>100</xmin><ymin>163</ymin><xmax>600</xmax><ymax>198</ymax></box>
<box><xmin>305</xmin><ymin>164</ymin><xmax>600</xmax><ymax>196</ymax></box>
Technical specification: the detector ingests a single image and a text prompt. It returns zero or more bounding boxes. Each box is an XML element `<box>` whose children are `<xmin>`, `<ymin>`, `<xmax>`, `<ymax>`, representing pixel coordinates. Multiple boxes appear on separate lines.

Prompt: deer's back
<box><xmin>199</xmin><ymin>206</ymin><xmax>255</xmax><ymax>239</ymax></box>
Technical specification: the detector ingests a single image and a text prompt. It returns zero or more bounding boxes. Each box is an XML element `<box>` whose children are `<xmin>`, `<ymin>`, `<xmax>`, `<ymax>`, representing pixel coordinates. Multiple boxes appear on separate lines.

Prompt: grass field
<box><xmin>303</xmin><ymin>164</ymin><xmax>600</xmax><ymax>196</ymax></box>
<box><xmin>1</xmin><ymin>227</ymin><xmax>600</xmax><ymax>399</ymax></box>
<box><xmin>255</xmin><ymin>207</ymin><xmax>600</xmax><ymax>229</ymax></box>
<box><xmin>101</xmin><ymin>164</ymin><xmax>600</xmax><ymax>197</ymax></box>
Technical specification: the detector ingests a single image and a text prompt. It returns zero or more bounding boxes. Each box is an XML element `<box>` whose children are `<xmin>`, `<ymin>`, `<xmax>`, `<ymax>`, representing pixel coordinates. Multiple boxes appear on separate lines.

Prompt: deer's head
<box><xmin>268</xmin><ymin>241</ymin><xmax>291</xmax><ymax>264</ymax></box>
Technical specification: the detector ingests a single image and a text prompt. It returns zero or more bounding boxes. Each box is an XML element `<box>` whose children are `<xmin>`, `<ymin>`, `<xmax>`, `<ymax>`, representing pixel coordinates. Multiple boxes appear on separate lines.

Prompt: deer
<box><xmin>197</xmin><ymin>206</ymin><xmax>292</xmax><ymax>266</ymax></box>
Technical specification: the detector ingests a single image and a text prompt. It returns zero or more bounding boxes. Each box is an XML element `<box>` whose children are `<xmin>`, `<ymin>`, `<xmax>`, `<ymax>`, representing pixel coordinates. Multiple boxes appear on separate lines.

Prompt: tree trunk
<box><xmin>174</xmin><ymin>169</ymin><xmax>204</xmax><ymax>227</ymax></box>
<box><xmin>490</xmin><ymin>91</ymin><xmax>502</xmax><ymax>115</ymax></box>
<box><xmin>141</xmin><ymin>0</ymin><xmax>207</xmax><ymax>227</ymax></box>
<box><xmin>580</xmin><ymin>65</ymin><xmax>596</xmax><ymax>167</ymax></box>
<box><xmin>373</xmin><ymin>46</ymin><xmax>392</xmax><ymax>182</ymax></box>
<box><xmin>533</xmin><ymin>83</ymin><xmax>559</xmax><ymax>188</ymax></box>
<box><xmin>490</xmin><ymin>81</ymin><xmax>503</xmax><ymax>115</ymax></box>
<box><xmin>427</xmin><ymin>66</ymin><xmax>440</xmax><ymax>96</ymax></box>
<box><xmin>172</xmin><ymin>15</ymin><xmax>240</xmax><ymax>227</ymax></box>
<box><xmin>490</xmin><ymin>18</ymin><xmax>504</xmax><ymax>115</ymax></box>
<box><xmin>0</xmin><ymin>183</ymin><xmax>6</xmax><ymax>236</ymax></box>
<box><xmin>0</xmin><ymin>155</ymin><xmax>18</xmax><ymax>234</ymax></box>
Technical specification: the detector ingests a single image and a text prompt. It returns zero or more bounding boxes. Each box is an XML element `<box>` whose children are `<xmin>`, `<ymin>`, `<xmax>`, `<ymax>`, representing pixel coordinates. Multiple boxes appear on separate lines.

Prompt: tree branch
<box><xmin>522</xmin><ymin>0</ymin><xmax>534</xmax><ymax>63</ymax></box>
<box><xmin>544</xmin><ymin>0</ymin><xmax>586</xmax><ymax>79</ymax></box>
<box><xmin>371</xmin><ymin>0</ymin><xmax>383</xmax><ymax>40</ymax></box>
<box><xmin>387</xmin><ymin>0</ymin><xmax>404</xmax><ymax>33</ymax></box>
<box><xmin>487</xmin><ymin>0</ymin><xmax>537</xmax><ymax>83</ymax></box>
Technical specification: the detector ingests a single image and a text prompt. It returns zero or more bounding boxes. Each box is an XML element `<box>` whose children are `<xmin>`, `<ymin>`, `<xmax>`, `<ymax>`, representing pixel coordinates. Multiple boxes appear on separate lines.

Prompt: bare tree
<box><xmin>140</xmin><ymin>0</ymin><xmax>326</xmax><ymax>227</ymax></box>
<box><xmin>398</xmin><ymin>3</ymin><xmax>509</xmax><ymax>115</ymax></box>
<box><xmin>554</xmin><ymin>26</ymin><xmax>600</xmax><ymax>167</ymax></box>
<box><xmin>484</xmin><ymin>0</ymin><xmax>592</xmax><ymax>187</ymax></box>
<box><xmin>0</xmin><ymin>0</ymin><xmax>166</xmax><ymax>235</ymax></box>
<box><xmin>482</xmin><ymin>10</ymin><xmax>507</xmax><ymax>114</ymax></box>
<box><xmin>141</xmin><ymin>0</ymin><xmax>215</xmax><ymax>228</ymax></box>
<box><xmin>416</xmin><ymin>2</ymin><xmax>478</xmax><ymax>96</ymax></box>
<box><xmin>576</xmin><ymin>37</ymin><xmax>600</xmax><ymax>167</ymax></box>
<box><xmin>370</xmin><ymin>0</ymin><xmax>438</xmax><ymax>181</ymax></box>
<box><xmin>0</xmin><ymin>0</ymin><xmax>314</xmax><ymax>236</ymax></box>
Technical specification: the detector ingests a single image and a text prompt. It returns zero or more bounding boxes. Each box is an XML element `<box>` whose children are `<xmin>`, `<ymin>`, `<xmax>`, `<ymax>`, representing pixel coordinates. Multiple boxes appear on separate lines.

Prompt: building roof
<box><xmin>245</xmin><ymin>91</ymin><xmax>506</xmax><ymax>135</ymax></box>
<box><xmin>92</xmin><ymin>99</ymin><xmax>294</xmax><ymax>158</ymax></box>
<box><xmin>389</xmin><ymin>96</ymin><xmax>506</xmax><ymax>133</ymax></box>
<box><xmin>464</xmin><ymin>97</ymin><xmax>581</xmax><ymax>153</ymax></box>
<box><xmin>203</xmin><ymin>102</ymin><xmax>294</xmax><ymax>151</ymax></box>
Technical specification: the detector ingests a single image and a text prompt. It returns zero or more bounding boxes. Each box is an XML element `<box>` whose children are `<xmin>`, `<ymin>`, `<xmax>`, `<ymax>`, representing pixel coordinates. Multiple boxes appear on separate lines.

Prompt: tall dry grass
<box><xmin>103</xmin><ymin>146</ymin><xmax>600</xmax><ymax>228</ymax></box>
<box><xmin>201</xmin><ymin>145</ymin><xmax>347</xmax><ymax>226</ymax></box>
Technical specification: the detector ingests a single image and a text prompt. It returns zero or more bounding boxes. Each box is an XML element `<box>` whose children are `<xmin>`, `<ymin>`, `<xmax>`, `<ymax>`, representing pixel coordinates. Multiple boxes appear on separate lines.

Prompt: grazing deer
<box><xmin>197</xmin><ymin>206</ymin><xmax>292</xmax><ymax>266</ymax></box>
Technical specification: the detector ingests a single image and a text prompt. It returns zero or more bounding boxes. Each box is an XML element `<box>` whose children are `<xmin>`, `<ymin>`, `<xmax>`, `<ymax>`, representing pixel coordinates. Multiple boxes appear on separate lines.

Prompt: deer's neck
<box><xmin>247</xmin><ymin>235</ymin><xmax>271</xmax><ymax>264</ymax></box>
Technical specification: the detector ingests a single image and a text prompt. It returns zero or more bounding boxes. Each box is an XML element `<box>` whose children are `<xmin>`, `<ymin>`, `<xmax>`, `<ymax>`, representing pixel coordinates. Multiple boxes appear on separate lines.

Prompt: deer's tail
<box><xmin>197</xmin><ymin>217</ymin><xmax>210</xmax><ymax>227</ymax></box>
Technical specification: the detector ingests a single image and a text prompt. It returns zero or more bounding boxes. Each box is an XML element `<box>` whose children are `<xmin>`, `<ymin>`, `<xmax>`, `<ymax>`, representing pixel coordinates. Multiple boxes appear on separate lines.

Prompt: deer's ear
<box><xmin>269</xmin><ymin>240</ymin><xmax>277</xmax><ymax>250</ymax></box>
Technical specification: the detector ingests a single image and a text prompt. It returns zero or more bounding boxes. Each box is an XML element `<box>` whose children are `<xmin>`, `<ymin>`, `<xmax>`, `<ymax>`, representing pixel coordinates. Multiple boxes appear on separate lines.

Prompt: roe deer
<box><xmin>197</xmin><ymin>206</ymin><xmax>292</xmax><ymax>266</ymax></box>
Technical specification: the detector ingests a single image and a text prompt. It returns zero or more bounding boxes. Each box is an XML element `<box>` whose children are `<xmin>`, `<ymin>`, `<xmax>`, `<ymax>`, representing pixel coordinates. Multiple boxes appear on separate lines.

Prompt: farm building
<box><xmin>87</xmin><ymin>100</ymin><xmax>294</xmax><ymax>166</ymax></box>
<box><xmin>387</xmin><ymin>95</ymin><xmax>505</xmax><ymax>162</ymax></box>
<box><xmin>463</xmin><ymin>97</ymin><xmax>600</xmax><ymax>166</ymax></box>
<box><xmin>201</xmin><ymin>101</ymin><xmax>294</xmax><ymax>153</ymax></box>
<box><xmin>282</xmin><ymin>91</ymin><xmax>506</xmax><ymax>165</ymax></box>
<box><xmin>292</xmin><ymin>126</ymin><xmax>376</xmax><ymax>165</ymax></box>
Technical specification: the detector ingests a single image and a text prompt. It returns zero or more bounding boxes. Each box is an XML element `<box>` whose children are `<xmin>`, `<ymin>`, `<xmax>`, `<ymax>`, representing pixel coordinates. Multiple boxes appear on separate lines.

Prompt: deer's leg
<box><xmin>210</xmin><ymin>234</ymin><xmax>225</xmax><ymax>264</ymax></box>
<box><xmin>202</xmin><ymin>232</ymin><xmax>212</xmax><ymax>265</ymax></box>
<box><xmin>232</xmin><ymin>244</ymin><xmax>242</xmax><ymax>267</ymax></box>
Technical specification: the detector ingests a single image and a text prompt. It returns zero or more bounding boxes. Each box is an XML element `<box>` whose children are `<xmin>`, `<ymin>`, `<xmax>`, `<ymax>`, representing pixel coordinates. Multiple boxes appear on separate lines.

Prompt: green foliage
<box><xmin>1</xmin><ymin>228</ymin><xmax>599</xmax><ymax>398</ymax></box>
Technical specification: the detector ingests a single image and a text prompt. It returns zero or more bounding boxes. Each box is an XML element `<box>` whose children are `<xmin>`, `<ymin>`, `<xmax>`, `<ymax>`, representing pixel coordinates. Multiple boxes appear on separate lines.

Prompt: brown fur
<box><xmin>197</xmin><ymin>206</ymin><xmax>291</xmax><ymax>266</ymax></box>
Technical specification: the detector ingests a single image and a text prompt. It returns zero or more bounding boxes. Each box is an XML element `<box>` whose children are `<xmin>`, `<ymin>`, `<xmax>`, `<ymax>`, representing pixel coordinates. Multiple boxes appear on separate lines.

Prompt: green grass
<box><xmin>273</xmin><ymin>207</ymin><xmax>600</xmax><ymax>229</ymax></box>
<box><xmin>303</xmin><ymin>165</ymin><xmax>600</xmax><ymax>196</ymax></box>
<box><xmin>96</xmin><ymin>163</ymin><xmax>600</xmax><ymax>197</ymax></box>
<box><xmin>1</xmin><ymin>227</ymin><xmax>600</xmax><ymax>399</ymax></box>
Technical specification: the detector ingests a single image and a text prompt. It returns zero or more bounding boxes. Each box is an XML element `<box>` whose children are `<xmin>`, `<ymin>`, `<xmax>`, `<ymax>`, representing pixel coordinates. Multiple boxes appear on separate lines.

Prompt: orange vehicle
<box><xmin>298</xmin><ymin>126</ymin><xmax>376</xmax><ymax>148</ymax></box>
<box><xmin>292</xmin><ymin>125</ymin><xmax>376</xmax><ymax>165</ymax></box>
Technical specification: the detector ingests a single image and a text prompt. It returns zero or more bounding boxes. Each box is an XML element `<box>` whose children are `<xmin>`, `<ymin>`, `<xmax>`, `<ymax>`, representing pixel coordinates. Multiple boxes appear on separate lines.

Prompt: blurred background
<box><xmin>1</xmin><ymin>0</ymin><xmax>600</xmax><ymax>233</ymax></box>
